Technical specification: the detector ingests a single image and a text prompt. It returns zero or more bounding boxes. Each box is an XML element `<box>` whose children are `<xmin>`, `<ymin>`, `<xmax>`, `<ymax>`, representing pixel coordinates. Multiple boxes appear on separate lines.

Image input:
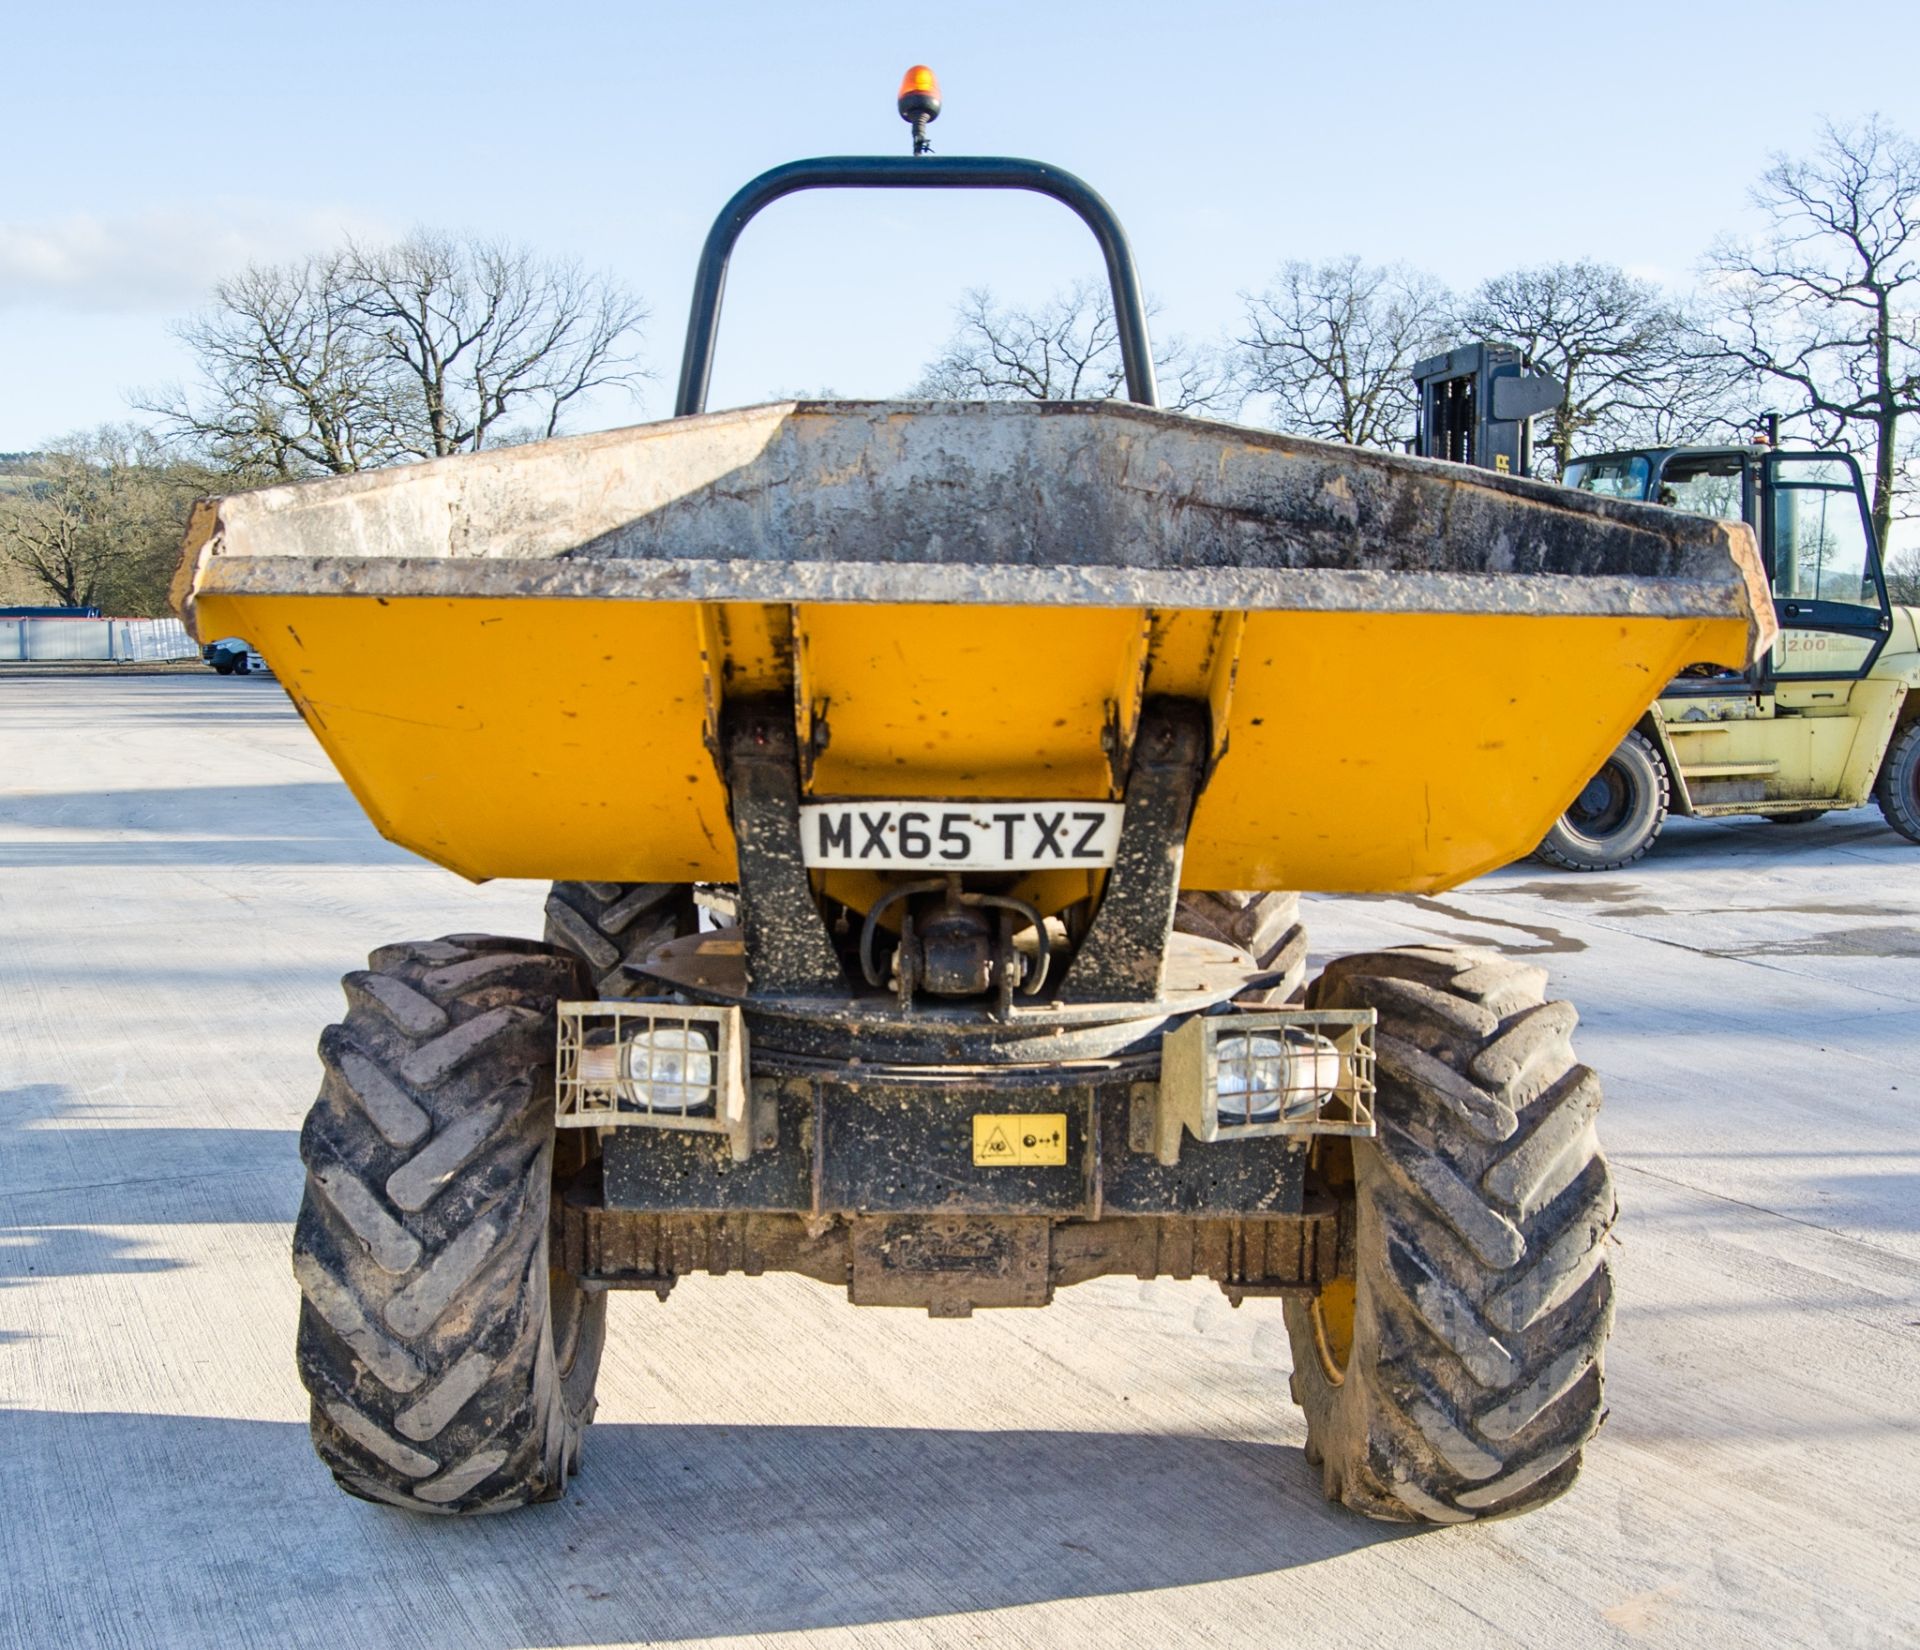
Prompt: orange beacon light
<box><xmin>898</xmin><ymin>65</ymin><xmax>941</xmax><ymax>154</ymax></box>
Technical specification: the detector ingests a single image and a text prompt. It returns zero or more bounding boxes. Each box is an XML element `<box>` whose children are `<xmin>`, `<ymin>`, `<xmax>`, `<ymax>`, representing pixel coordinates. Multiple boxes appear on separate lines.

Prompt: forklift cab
<box><xmin>1563</xmin><ymin>444</ymin><xmax>1894</xmax><ymax>689</ymax></box>
<box><xmin>1409</xmin><ymin>345</ymin><xmax>1920</xmax><ymax>862</ymax></box>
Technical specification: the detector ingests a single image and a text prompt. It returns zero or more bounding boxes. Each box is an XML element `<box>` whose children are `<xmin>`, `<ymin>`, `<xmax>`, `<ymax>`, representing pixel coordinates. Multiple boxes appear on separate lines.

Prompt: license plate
<box><xmin>799</xmin><ymin>800</ymin><xmax>1123</xmax><ymax>870</ymax></box>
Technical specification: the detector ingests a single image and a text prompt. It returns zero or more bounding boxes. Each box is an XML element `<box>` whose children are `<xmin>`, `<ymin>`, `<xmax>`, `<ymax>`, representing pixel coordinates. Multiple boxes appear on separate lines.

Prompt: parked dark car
<box><xmin>202</xmin><ymin>637</ymin><xmax>264</xmax><ymax>675</ymax></box>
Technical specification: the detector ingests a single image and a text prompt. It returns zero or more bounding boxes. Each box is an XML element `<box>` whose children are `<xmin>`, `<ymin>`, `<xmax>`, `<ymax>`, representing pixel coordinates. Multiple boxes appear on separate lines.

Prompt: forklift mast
<box><xmin>1411</xmin><ymin>342</ymin><xmax>1563</xmax><ymax>477</ymax></box>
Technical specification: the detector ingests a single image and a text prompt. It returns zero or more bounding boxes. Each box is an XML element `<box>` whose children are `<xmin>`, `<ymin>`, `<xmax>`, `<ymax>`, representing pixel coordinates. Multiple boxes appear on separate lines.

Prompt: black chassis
<box><xmin>556</xmin><ymin>695</ymin><xmax>1353</xmax><ymax>1315</ymax></box>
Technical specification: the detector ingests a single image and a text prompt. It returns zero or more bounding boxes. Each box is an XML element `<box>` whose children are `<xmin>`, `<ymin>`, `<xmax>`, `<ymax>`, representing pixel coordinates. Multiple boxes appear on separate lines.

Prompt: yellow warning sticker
<box><xmin>972</xmin><ymin>1113</ymin><xmax>1068</xmax><ymax>1167</ymax></box>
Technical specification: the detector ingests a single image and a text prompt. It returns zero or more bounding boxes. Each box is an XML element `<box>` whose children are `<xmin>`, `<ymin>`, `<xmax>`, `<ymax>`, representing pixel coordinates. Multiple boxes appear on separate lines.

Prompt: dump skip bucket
<box><xmin>176</xmin><ymin>399</ymin><xmax>1772</xmax><ymax>893</ymax></box>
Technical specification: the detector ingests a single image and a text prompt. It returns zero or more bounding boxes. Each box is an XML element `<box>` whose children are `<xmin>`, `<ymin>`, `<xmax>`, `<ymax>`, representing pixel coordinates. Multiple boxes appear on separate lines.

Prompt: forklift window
<box><xmin>1562</xmin><ymin>455</ymin><xmax>1650</xmax><ymax>500</ymax></box>
<box><xmin>1771</xmin><ymin>483</ymin><xmax>1876</xmax><ymax>610</ymax></box>
<box><xmin>1654</xmin><ymin>454</ymin><xmax>1744</xmax><ymax>521</ymax></box>
<box><xmin>1771</xmin><ymin>457</ymin><xmax>1853</xmax><ymax>489</ymax></box>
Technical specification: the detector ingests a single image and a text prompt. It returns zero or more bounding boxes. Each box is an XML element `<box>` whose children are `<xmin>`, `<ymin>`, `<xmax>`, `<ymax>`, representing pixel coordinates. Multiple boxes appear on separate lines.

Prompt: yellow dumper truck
<box><xmin>174</xmin><ymin>120</ymin><xmax>1773</xmax><ymax>1523</ymax></box>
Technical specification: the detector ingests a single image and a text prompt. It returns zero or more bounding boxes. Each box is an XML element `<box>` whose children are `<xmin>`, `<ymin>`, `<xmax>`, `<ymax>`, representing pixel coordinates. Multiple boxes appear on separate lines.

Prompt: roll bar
<box><xmin>674</xmin><ymin>155</ymin><xmax>1159</xmax><ymax>416</ymax></box>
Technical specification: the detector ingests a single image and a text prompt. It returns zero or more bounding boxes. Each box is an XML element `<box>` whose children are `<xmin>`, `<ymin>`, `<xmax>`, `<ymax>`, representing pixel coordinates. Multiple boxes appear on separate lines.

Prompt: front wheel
<box><xmin>1875</xmin><ymin>722</ymin><xmax>1920</xmax><ymax>844</ymax></box>
<box><xmin>1286</xmin><ymin>947</ymin><xmax>1615</xmax><ymax>1522</ymax></box>
<box><xmin>292</xmin><ymin>934</ymin><xmax>605</xmax><ymax>1513</ymax></box>
<box><xmin>1534</xmin><ymin>729</ymin><xmax>1669</xmax><ymax>871</ymax></box>
<box><xmin>544</xmin><ymin>881</ymin><xmax>696</xmax><ymax>998</ymax></box>
<box><xmin>1173</xmin><ymin>889</ymin><xmax>1307</xmax><ymax>1003</ymax></box>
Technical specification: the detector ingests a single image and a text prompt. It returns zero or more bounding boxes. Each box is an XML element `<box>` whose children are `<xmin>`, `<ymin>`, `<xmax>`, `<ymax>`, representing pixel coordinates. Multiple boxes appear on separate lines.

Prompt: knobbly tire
<box><xmin>1285</xmin><ymin>946</ymin><xmax>1615</xmax><ymax>1523</ymax></box>
<box><xmin>1875</xmin><ymin>721</ymin><xmax>1920</xmax><ymax>845</ymax></box>
<box><xmin>1534</xmin><ymin>728</ymin><xmax>1669</xmax><ymax>871</ymax></box>
<box><xmin>293</xmin><ymin>934</ymin><xmax>606</xmax><ymax>1514</ymax></box>
<box><xmin>1174</xmin><ymin>890</ymin><xmax>1308</xmax><ymax>1003</ymax></box>
<box><xmin>543</xmin><ymin>881</ymin><xmax>696</xmax><ymax>998</ymax></box>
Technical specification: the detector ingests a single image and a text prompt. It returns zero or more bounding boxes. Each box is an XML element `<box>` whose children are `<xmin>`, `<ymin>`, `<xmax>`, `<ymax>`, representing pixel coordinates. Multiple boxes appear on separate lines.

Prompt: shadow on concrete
<box><xmin>0</xmin><ymin>1410</ymin><xmax>1409</xmax><ymax>1647</ymax></box>
<box><xmin>0</xmin><ymin>673</ymin><xmax>298</xmax><ymax>720</ymax></box>
<box><xmin>0</xmin><ymin>840</ymin><xmax>409</xmax><ymax>869</ymax></box>
<box><xmin>0</xmin><ymin>1226</ymin><xmax>185</xmax><ymax>1283</ymax></box>
<box><xmin>121</xmin><ymin>706</ymin><xmax>303</xmax><ymax>724</ymax></box>
<box><xmin>0</xmin><ymin>779</ymin><xmax>360</xmax><ymax>830</ymax></box>
<box><xmin>0</xmin><ymin>780</ymin><xmax>405</xmax><ymax>868</ymax></box>
<box><xmin>1659</xmin><ymin>812</ymin><xmax>1902</xmax><ymax>856</ymax></box>
<box><xmin>1461</xmin><ymin>810</ymin><xmax>1905</xmax><ymax>888</ymax></box>
<box><xmin>0</xmin><ymin>1079</ymin><xmax>1407</xmax><ymax>1640</ymax></box>
<box><xmin>0</xmin><ymin>1084</ymin><xmax>301</xmax><ymax>1213</ymax></box>
<box><xmin>1612</xmin><ymin>1161</ymin><xmax>1920</xmax><ymax>1238</ymax></box>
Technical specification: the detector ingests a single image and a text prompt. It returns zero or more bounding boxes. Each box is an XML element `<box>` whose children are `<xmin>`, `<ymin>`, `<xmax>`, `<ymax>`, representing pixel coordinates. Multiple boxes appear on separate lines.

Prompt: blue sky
<box><xmin>3</xmin><ymin>0</ymin><xmax>1918</xmax><ymax>449</ymax></box>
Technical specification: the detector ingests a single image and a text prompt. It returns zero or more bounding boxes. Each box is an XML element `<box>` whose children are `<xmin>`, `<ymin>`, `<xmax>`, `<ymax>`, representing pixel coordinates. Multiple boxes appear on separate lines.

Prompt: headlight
<box><xmin>1153</xmin><ymin>1007</ymin><xmax>1375</xmax><ymax>1163</ymax></box>
<box><xmin>557</xmin><ymin>1002</ymin><xmax>751</xmax><ymax>1157</ymax></box>
<box><xmin>1214</xmin><ymin>1030</ymin><xmax>1344</xmax><ymax>1123</ymax></box>
<box><xmin>622</xmin><ymin>1025</ymin><xmax>715</xmax><ymax>1113</ymax></box>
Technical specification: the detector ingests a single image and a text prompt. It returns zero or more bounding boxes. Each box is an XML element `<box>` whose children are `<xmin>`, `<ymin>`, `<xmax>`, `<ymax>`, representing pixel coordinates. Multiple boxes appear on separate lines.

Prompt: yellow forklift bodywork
<box><xmin>1652</xmin><ymin>606</ymin><xmax>1920</xmax><ymax>816</ymax></box>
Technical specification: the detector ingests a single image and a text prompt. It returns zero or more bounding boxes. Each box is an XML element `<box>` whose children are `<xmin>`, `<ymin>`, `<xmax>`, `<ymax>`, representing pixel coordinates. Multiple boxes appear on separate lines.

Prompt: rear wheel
<box><xmin>1875</xmin><ymin>722</ymin><xmax>1920</xmax><ymax>845</ymax></box>
<box><xmin>1173</xmin><ymin>890</ymin><xmax>1307</xmax><ymax>1003</ymax></box>
<box><xmin>543</xmin><ymin>881</ymin><xmax>696</xmax><ymax>998</ymax></box>
<box><xmin>293</xmin><ymin>934</ymin><xmax>604</xmax><ymax>1513</ymax></box>
<box><xmin>1286</xmin><ymin>947</ymin><xmax>1615</xmax><ymax>1522</ymax></box>
<box><xmin>1534</xmin><ymin>730</ymin><xmax>1669</xmax><ymax>871</ymax></box>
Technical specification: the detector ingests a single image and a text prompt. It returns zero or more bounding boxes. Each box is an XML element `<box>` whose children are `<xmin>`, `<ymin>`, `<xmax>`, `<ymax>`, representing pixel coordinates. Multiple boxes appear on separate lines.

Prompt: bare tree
<box><xmin>348</xmin><ymin>234</ymin><xmax>651</xmax><ymax>457</ymax></box>
<box><xmin>0</xmin><ymin>425</ymin><xmax>218</xmax><ymax>612</ymax></box>
<box><xmin>1455</xmin><ymin>261</ymin><xmax>1729</xmax><ymax>477</ymax></box>
<box><xmin>911</xmin><ymin>281</ymin><xmax>1232</xmax><ymax>413</ymax></box>
<box><xmin>1703</xmin><ymin>116</ymin><xmax>1920</xmax><ymax>549</ymax></box>
<box><xmin>0</xmin><ymin>448</ymin><xmax>99</xmax><ymax>607</ymax></box>
<box><xmin>146</xmin><ymin>254</ymin><xmax>403</xmax><ymax>479</ymax></box>
<box><xmin>143</xmin><ymin>233</ymin><xmax>649</xmax><ymax>479</ymax></box>
<box><xmin>1235</xmin><ymin>257</ymin><xmax>1450</xmax><ymax>449</ymax></box>
<box><xmin>1886</xmin><ymin>546</ymin><xmax>1920</xmax><ymax>605</ymax></box>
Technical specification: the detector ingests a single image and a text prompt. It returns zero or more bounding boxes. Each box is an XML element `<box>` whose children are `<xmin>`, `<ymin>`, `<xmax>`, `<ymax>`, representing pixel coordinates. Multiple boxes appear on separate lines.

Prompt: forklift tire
<box><xmin>1533</xmin><ymin>730</ymin><xmax>1669</xmax><ymax>871</ymax></box>
<box><xmin>292</xmin><ymin>935</ymin><xmax>605</xmax><ymax>1514</ymax></box>
<box><xmin>543</xmin><ymin>881</ymin><xmax>697</xmax><ymax>998</ymax></box>
<box><xmin>1285</xmin><ymin>947</ymin><xmax>1615</xmax><ymax>1523</ymax></box>
<box><xmin>1173</xmin><ymin>890</ymin><xmax>1308</xmax><ymax>1003</ymax></box>
<box><xmin>1875</xmin><ymin>722</ymin><xmax>1920</xmax><ymax>845</ymax></box>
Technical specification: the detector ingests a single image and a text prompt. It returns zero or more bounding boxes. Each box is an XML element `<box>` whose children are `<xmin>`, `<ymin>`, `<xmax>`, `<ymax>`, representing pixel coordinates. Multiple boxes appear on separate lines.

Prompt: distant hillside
<box><xmin>0</xmin><ymin>455</ymin><xmax>42</xmax><ymax>501</ymax></box>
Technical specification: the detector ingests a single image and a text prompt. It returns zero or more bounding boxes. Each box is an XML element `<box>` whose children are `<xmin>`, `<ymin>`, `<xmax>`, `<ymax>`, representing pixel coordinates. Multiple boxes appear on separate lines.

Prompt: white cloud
<box><xmin>0</xmin><ymin>202</ymin><xmax>395</xmax><ymax>315</ymax></box>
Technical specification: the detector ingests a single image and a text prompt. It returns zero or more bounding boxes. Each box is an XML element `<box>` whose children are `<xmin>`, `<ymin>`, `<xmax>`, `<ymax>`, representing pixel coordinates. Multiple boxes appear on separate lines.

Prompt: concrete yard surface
<box><xmin>2</xmin><ymin>674</ymin><xmax>1917</xmax><ymax>1650</ymax></box>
